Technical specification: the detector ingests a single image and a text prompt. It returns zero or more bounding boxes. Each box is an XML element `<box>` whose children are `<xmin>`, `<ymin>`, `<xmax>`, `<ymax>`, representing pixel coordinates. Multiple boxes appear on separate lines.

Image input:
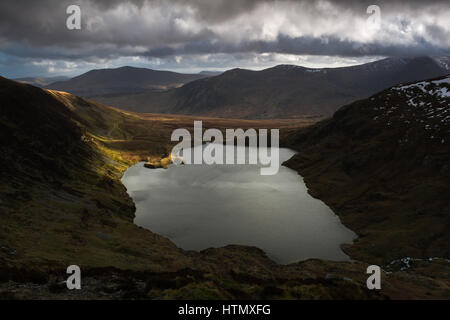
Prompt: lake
<box><xmin>121</xmin><ymin>145</ymin><xmax>356</xmax><ymax>264</ymax></box>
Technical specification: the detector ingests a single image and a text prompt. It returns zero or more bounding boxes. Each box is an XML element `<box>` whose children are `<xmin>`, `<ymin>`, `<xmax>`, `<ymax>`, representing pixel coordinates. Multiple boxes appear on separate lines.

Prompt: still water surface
<box><xmin>121</xmin><ymin>145</ymin><xmax>356</xmax><ymax>264</ymax></box>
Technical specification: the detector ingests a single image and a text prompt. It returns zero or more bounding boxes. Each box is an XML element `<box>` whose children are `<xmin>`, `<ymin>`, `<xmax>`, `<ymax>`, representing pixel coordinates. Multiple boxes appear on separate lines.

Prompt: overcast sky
<box><xmin>0</xmin><ymin>0</ymin><xmax>449</xmax><ymax>78</ymax></box>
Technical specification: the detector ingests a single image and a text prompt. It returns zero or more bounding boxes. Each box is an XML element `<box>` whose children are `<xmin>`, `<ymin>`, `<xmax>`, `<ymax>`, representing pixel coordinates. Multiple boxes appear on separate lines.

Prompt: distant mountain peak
<box><xmin>224</xmin><ymin>67</ymin><xmax>246</xmax><ymax>73</ymax></box>
<box><xmin>46</xmin><ymin>67</ymin><xmax>214</xmax><ymax>97</ymax></box>
<box><xmin>271</xmin><ymin>64</ymin><xmax>306</xmax><ymax>70</ymax></box>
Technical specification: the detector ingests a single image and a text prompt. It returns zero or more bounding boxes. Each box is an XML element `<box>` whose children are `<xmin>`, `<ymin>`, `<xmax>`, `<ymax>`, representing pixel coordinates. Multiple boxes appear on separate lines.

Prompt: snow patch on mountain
<box><xmin>371</xmin><ymin>76</ymin><xmax>449</xmax><ymax>144</ymax></box>
<box><xmin>393</xmin><ymin>77</ymin><xmax>450</xmax><ymax>99</ymax></box>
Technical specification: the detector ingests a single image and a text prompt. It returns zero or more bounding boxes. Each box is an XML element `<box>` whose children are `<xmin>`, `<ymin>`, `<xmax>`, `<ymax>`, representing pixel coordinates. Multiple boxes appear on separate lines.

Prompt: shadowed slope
<box><xmin>283</xmin><ymin>75</ymin><xmax>450</xmax><ymax>263</ymax></box>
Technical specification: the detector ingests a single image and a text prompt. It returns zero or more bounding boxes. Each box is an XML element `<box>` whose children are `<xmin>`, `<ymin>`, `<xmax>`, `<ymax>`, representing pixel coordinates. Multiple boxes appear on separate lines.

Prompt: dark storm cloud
<box><xmin>0</xmin><ymin>0</ymin><xmax>449</xmax><ymax>77</ymax></box>
<box><xmin>146</xmin><ymin>34</ymin><xmax>447</xmax><ymax>58</ymax></box>
<box><xmin>0</xmin><ymin>0</ymin><xmax>449</xmax><ymax>52</ymax></box>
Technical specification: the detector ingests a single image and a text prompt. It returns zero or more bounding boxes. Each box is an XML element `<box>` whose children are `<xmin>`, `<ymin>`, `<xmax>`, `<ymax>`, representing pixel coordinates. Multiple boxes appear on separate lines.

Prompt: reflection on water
<box><xmin>121</xmin><ymin>145</ymin><xmax>356</xmax><ymax>264</ymax></box>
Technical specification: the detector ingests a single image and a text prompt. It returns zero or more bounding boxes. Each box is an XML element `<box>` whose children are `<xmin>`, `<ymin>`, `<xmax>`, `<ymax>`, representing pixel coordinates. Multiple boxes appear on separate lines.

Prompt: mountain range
<box><xmin>47</xmin><ymin>66</ymin><xmax>215</xmax><ymax>97</ymax></box>
<box><xmin>89</xmin><ymin>56</ymin><xmax>450</xmax><ymax>119</ymax></box>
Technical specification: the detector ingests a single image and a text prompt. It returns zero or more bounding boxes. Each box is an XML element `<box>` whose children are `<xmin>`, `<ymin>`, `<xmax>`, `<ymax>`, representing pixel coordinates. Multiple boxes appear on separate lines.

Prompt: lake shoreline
<box><xmin>122</xmin><ymin>145</ymin><xmax>356</xmax><ymax>265</ymax></box>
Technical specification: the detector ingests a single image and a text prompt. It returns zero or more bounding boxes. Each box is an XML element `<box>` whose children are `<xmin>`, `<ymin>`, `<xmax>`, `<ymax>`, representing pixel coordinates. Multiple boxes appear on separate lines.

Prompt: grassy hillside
<box><xmin>0</xmin><ymin>77</ymin><xmax>191</xmax><ymax>273</ymax></box>
<box><xmin>0</xmin><ymin>77</ymin><xmax>448</xmax><ymax>299</ymax></box>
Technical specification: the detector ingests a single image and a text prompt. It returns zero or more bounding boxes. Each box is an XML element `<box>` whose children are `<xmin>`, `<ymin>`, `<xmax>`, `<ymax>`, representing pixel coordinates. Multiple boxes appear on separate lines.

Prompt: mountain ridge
<box><xmin>47</xmin><ymin>66</ymin><xmax>213</xmax><ymax>97</ymax></box>
<box><xmin>92</xmin><ymin>56</ymin><xmax>450</xmax><ymax>119</ymax></box>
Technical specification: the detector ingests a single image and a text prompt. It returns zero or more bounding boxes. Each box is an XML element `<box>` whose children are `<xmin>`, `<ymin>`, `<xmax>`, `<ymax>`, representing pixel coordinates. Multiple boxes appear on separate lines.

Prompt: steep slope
<box><xmin>0</xmin><ymin>76</ymin><xmax>193</xmax><ymax>274</ymax></box>
<box><xmin>283</xmin><ymin>75</ymin><xmax>450</xmax><ymax>263</ymax></box>
<box><xmin>93</xmin><ymin>56</ymin><xmax>449</xmax><ymax>119</ymax></box>
<box><xmin>47</xmin><ymin>66</ymin><xmax>210</xmax><ymax>97</ymax></box>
